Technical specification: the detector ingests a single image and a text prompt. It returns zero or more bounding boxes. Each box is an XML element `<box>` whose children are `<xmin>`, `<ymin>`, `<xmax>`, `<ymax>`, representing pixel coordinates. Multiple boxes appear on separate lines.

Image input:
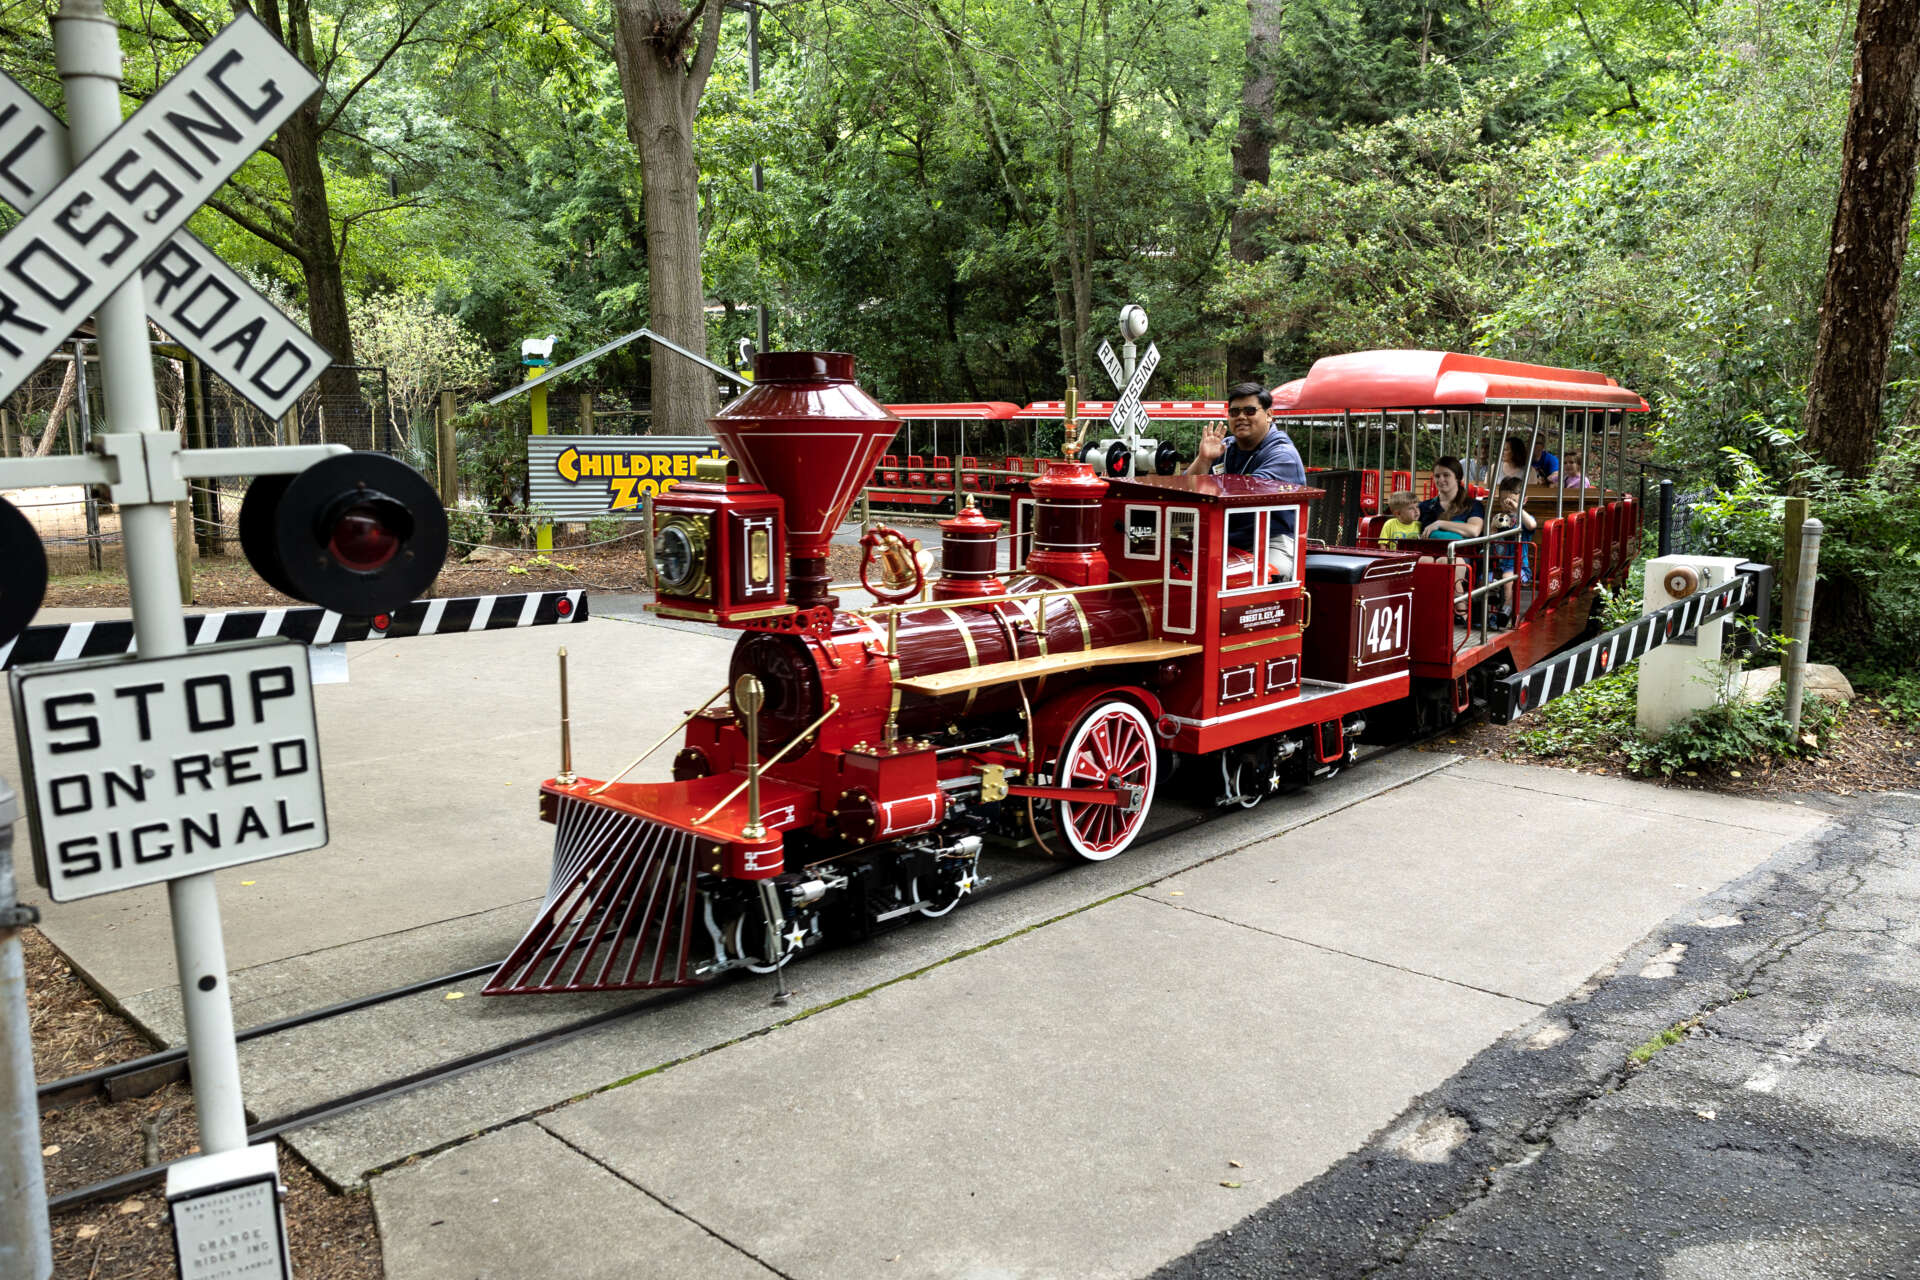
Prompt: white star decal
<box><xmin>783</xmin><ymin>921</ymin><xmax>807</xmax><ymax>952</ymax></box>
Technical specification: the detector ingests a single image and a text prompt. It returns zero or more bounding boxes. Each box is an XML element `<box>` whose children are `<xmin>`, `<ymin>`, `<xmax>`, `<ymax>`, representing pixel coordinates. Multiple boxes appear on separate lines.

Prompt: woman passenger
<box><xmin>1419</xmin><ymin>456</ymin><xmax>1483</xmax><ymax>627</ymax></box>
<box><xmin>1496</xmin><ymin>436</ymin><xmax>1531</xmax><ymax>486</ymax></box>
<box><xmin>1419</xmin><ymin>457</ymin><xmax>1484</xmax><ymax>540</ymax></box>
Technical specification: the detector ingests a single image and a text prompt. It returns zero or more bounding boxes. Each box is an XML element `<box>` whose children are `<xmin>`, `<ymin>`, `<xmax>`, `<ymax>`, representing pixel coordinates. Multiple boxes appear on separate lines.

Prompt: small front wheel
<box><xmin>1049</xmin><ymin>700</ymin><xmax>1158</xmax><ymax>861</ymax></box>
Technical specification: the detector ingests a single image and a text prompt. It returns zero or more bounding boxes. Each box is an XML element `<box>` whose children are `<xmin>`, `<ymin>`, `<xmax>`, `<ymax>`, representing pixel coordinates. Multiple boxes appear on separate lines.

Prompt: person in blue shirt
<box><xmin>1188</xmin><ymin>382</ymin><xmax>1308</xmax><ymax>564</ymax></box>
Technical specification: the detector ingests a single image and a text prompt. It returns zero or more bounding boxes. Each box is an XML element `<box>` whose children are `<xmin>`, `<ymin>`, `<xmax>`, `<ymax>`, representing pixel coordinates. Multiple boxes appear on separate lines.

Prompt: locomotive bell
<box><xmin>709</xmin><ymin>352</ymin><xmax>899</xmax><ymax>611</ymax></box>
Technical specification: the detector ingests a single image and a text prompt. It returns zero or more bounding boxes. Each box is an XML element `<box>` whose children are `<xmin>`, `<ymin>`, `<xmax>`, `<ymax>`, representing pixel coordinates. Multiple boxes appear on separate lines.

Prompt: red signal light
<box><xmin>326</xmin><ymin>504</ymin><xmax>403</xmax><ymax>572</ymax></box>
<box><xmin>372</xmin><ymin>613</ymin><xmax>392</xmax><ymax>631</ymax></box>
<box><xmin>556</xmin><ymin>597</ymin><xmax>573</xmax><ymax>618</ymax></box>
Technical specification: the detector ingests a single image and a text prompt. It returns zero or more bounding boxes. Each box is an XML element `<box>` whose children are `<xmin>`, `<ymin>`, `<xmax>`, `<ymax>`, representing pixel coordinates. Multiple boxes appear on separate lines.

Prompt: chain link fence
<box><xmin>1</xmin><ymin>346</ymin><xmax>397</xmax><ymax>573</ymax></box>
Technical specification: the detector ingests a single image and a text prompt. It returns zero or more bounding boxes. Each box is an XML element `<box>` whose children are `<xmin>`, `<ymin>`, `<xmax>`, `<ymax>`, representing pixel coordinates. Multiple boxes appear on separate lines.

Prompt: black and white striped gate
<box><xmin>1488</xmin><ymin>574</ymin><xmax>1752</xmax><ymax>724</ymax></box>
<box><xmin>0</xmin><ymin>590</ymin><xmax>587</xmax><ymax>670</ymax></box>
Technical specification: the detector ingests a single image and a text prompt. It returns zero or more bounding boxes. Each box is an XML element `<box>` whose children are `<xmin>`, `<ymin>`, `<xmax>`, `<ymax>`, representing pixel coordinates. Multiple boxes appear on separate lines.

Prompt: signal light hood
<box><xmin>709</xmin><ymin>351</ymin><xmax>898</xmax><ymax>610</ymax></box>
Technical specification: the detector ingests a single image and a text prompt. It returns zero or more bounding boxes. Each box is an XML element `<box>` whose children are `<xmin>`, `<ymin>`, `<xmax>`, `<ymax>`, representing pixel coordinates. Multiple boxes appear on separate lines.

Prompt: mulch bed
<box><xmin>1432</xmin><ymin>697</ymin><xmax>1920</xmax><ymax>799</ymax></box>
<box><xmin>22</xmin><ymin>928</ymin><xmax>383</xmax><ymax>1280</ymax></box>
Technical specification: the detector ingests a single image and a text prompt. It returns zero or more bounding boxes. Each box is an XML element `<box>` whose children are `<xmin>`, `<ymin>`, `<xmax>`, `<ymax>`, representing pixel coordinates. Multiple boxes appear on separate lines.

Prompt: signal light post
<box><xmin>0</xmin><ymin>4</ymin><xmax>449</xmax><ymax>1271</ymax></box>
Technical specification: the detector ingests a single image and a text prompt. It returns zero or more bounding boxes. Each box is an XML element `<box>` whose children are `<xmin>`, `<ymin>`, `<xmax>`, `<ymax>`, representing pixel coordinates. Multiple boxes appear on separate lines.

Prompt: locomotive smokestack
<box><xmin>708</xmin><ymin>352</ymin><xmax>899</xmax><ymax>611</ymax></box>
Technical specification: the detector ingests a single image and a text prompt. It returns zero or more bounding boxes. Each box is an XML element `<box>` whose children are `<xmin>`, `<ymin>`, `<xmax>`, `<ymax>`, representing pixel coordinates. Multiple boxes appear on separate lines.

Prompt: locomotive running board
<box><xmin>0</xmin><ymin>589</ymin><xmax>588</xmax><ymax>669</ymax></box>
<box><xmin>1487</xmin><ymin>573</ymin><xmax>1753</xmax><ymax>724</ymax></box>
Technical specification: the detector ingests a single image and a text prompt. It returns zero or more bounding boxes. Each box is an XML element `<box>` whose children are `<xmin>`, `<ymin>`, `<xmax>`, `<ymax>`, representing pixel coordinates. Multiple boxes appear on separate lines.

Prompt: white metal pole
<box><xmin>53</xmin><ymin>0</ymin><xmax>249</xmax><ymax>1155</ymax></box>
<box><xmin>1783</xmin><ymin>518</ymin><xmax>1823</xmax><ymax>733</ymax></box>
<box><xmin>1</xmin><ymin>783</ymin><xmax>52</xmax><ymax>1280</ymax></box>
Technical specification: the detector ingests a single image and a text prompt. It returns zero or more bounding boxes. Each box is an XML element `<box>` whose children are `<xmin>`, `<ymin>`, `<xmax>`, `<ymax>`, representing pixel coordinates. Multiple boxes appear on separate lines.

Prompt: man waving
<box><xmin>1187</xmin><ymin>381</ymin><xmax>1307</xmax><ymax>485</ymax></box>
<box><xmin>1187</xmin><ymin>382</ymin><xmax>1308</xmax><ymax>574</ymax></box>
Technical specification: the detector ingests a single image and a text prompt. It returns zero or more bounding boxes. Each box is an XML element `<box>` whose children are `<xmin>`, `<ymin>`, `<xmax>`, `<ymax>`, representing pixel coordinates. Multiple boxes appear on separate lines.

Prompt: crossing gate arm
<box><xmin>0</xmin><ymin>590</ymin><xmax>589</xmax><ymax>670</ymax></box>
<box><xmin>1488</xmin><ymin>572</ymin><xmax>1755</xmax><ymax>724</ymax></box>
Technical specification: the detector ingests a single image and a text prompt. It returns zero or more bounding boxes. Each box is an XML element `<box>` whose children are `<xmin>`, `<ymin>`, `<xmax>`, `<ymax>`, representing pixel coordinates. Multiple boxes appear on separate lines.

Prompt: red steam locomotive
<box><xmin>484</xmin><ymin>349</ymin><xmax>1646</xmax><ymax>995</ymax></box>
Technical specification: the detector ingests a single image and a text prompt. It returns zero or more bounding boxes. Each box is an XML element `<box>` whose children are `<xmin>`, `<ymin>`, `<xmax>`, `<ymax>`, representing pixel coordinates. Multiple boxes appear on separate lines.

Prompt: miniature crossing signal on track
<box><xmin>237</xmin><ymin>452</ymin><xmax>449</xmax><ymax>616</ymax></box>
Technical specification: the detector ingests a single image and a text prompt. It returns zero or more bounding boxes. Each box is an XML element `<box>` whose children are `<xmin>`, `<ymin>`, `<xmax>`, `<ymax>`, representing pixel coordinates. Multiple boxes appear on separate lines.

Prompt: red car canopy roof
<box><xmin>1275</xmin><ymin>351</ymin><xmax>1649</xmax><ymax>414</ymax></box>
<box><xmin>883</xmin><ymin>402</ymin><xmax>1022</xmax><ymax>420</ymax></box>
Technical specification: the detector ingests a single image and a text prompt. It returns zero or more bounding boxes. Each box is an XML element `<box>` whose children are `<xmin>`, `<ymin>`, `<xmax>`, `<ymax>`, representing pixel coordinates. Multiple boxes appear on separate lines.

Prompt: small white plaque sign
<box><xmin>166</xmin><ymin>1144</ymin><xmax>291</xmax><ymax>1280</ymax></box>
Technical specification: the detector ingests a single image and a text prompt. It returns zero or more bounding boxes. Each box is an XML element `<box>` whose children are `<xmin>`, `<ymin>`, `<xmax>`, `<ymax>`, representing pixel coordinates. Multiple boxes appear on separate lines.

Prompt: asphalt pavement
<box><xmin>1157</xmin><ymin>791</ymin><xmax>1920</xmax><ymax>1279</ymax></box>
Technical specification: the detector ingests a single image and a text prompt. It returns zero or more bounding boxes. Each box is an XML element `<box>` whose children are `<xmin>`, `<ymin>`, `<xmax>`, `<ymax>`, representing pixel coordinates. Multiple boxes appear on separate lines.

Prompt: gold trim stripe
<box><xmin>941</xmin><ymin>607</ymin><xmax>981</xmax><ymax>715</ymax></box>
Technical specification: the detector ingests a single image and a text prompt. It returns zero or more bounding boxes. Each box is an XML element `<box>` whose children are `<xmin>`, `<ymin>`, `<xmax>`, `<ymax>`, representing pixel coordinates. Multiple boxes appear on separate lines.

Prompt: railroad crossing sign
<box><xmin>0</xmin><ymin>15</ymin><xmax>323</xmax><ymax>415</ymax></box>
<box><xmin>1095</xmin><ymin>336</ymin><xmax>1161</xmax><ymax>440</ymax></box>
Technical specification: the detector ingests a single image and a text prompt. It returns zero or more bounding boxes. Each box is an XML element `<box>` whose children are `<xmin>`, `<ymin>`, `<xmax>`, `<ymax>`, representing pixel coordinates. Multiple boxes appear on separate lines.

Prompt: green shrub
<box><xmin>446</xmin><ymin>505</ymin><xmax>493</xmax><ymax>548</ymax></box>
<box><xmin>586</xmin><ymin>513</ymin><xmax>637</xmax><ymax>545</ymax></box>
<box><xmin>1515</xmin><ymin>667</ymin><xmax>1834</xmax><ymax>778</ymax></box>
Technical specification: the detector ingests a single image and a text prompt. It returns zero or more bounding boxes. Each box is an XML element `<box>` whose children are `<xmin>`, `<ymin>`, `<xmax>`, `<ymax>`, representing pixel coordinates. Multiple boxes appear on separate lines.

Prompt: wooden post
<box><xmin>579</xmin><ymin>392</ymin><xmax>594</xmax><ymax>435</ymax></box>
<box><xmin>174</xmin><ymin>498</ymin><xmax>195</xmax><ymax>605</ymax></box>
<box><xmin>1781</xmin><ymin>495</ymin><xmax>1808</xmax><ymax>622</ymax></box>
<box><xmin>0</xmin><ymin>407</ymin><xmax>12</xmax><ymax>457</ymax></box>
<box><xmin>437</xmin><ymin>390</ymin><xmax>458</xmax><ymax>507</ymax></box>
<box><xmin>189</xmin><ymin>358</ymin><xmax>222</xmax><ymax>555</ymax></box>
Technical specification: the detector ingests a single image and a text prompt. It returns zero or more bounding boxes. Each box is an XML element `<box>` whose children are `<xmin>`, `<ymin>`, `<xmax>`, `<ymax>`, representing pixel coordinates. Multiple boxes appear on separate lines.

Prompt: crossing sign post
<box><xmin>0</xmin><ymin>5</ymin><xmax>347</xmax><ymax>1271</ymax></box>
<box><xmin>0</xmin><ymin>13</ymin><xmax>321</xmax><ymax>407</ymax></box>
<box><xmin>1093</xmin><ymin>309</ymin><xmax>1161</xmax><ymax>470</ymax></box>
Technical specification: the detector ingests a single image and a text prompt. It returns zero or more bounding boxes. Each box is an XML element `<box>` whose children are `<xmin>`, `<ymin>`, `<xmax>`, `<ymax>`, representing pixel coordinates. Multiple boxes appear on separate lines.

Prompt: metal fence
<box><xmin>0</xmin><ymin>346</ymin><xmax>396</xmax><ymax>572</ymax></box>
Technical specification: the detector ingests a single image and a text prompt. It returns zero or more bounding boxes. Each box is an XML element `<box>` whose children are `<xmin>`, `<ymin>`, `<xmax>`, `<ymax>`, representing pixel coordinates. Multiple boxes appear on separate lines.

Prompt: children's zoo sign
<box><xmin>526</xmin><ymin>436</ymin><xmax>726</xmax><ymax>517</ymax></box>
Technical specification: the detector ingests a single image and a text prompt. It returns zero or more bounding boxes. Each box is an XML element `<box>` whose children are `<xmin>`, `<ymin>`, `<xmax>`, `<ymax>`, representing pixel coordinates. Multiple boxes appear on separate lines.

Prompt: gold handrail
<box><xmin>856</xmin><ymin>576</ymin><xmax>1167</xmax><ymax>618</ymax></box>
<box><xmin>695</xmin><ymin>696</ymin><xmax>843</xmax><ymax>827</ymax></box>
<box><xmin>589</xmin><ymin>684</ymin><xmax>729</xmax><ymax>795</ymax></box>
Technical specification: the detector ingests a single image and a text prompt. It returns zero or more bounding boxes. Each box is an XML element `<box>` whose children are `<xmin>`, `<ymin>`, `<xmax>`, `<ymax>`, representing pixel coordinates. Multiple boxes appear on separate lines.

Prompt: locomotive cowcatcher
<box><xmin>485</xmin><ymin>349</ymin><xmax>1643</xmax><ymax>995</ymax></box>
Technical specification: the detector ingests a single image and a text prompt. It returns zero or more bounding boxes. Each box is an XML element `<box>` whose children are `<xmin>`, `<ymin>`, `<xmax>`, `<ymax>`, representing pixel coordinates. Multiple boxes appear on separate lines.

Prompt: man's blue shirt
<box><xmin>1218</xmin><ymin>426</ymin><xmax>1307</xmax><ymax>542</ymax></box>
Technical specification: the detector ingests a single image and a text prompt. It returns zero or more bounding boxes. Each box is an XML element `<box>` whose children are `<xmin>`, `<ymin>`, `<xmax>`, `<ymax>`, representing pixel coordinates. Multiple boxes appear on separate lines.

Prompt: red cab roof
<box><xmin>1105</xmin><ymin>474</ymin><xmax>1325</xmax><ymax>506</ymax></box>
<box><xmin>1276</xmin><ymin>351</ymin><xmax>1649</xmax><ymax>413</ymax></box>
<box><xmin>883</xmin><ymin>402</ymin><xmax>1022</xmax><ymax>420</ymax></box>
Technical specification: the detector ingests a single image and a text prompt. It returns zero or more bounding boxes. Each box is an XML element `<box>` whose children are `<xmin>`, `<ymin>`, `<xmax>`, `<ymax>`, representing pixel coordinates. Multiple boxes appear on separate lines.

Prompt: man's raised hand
<box><xmin>1198</xmin><ymin>422</ymin><xmax>1226</xmax><ymax>462</ymax></box>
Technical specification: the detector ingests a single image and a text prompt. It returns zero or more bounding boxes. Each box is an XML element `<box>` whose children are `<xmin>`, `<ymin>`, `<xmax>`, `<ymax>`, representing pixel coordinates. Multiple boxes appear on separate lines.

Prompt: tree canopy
<box><xmin>2</xmin><ymin>0</ymin><xmax>1918</xmax><ymax>658</ymax></box>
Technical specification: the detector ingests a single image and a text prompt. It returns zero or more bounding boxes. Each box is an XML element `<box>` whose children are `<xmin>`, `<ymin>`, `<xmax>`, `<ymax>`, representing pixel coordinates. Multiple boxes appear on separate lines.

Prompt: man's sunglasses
<box><xmin>1226</xmin><ymin>405</ymin><xmax>1262</xmax><ymax>417</ymax></box>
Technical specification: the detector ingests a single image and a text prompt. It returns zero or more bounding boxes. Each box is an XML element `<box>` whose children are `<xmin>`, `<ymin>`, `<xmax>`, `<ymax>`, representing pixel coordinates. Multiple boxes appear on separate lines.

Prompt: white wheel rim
<box><xmin>1055</xmin><ymin>701</ymin><xmax>1157</xmax><ymax>860</ymax></box>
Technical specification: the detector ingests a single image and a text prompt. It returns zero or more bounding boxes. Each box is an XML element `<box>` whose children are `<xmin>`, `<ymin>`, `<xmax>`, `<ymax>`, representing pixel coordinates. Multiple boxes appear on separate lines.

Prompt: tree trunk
<box><xmin>611</xmin><ymin>0</ymin><xmax>723</xmax><ymax>436</ymax></box>
<box><xmin>277</xmin><ymin>101</ymin><xmax>359</xmax><ymax>412</ymax></box>
<box><xmin>1227</xmin><ymin>0</ymin><xmax>1285</xmax><ymax>383</ymax></box>
<box><xmin>31</xmin><ymin>360</ymin><xmax>75</xmax><ymax>457</ymax></box>
<box><xmin>1800</xmin><ymin>0</ymin><xmax>1920</xmax><ymax>479</ymax></box>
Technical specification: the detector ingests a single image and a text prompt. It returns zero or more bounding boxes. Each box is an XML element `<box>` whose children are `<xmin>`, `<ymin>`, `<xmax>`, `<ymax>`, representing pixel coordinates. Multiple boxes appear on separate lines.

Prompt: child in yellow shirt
<box><xmin>1379</xmin><ymin>491</ymin><xmax>1423</xmax><ymax>545</ymax></box>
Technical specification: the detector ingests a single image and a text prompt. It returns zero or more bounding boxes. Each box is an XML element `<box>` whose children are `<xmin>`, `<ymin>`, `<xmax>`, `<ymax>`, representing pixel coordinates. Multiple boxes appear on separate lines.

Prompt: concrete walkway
<box><xmin>5</xmin><ymin>605</ymin><xmax>1834</xmax><ymax>1276</ymax></box>
<box><xmin>355</xmin><ymin>765</ymin><xmax>1822</xmax><ymax>1278</ymax></box>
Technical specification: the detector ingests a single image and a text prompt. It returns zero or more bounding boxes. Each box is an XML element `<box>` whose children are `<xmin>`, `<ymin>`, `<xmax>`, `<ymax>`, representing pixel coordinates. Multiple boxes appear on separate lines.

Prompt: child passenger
<box><xmin>1489</xmin><ymin>477</ymin><xmax>1538</xmax><ymax>629</ymax></box>
<box><xmin>1379</xmin><ymin>491</ymin><xmax>1423</xmax><ymax>545</ymax></box>
<box><xmin>1558</xmin><ymin>453</ymin><xmax>1594</xmax><ymax>489</ymax></box>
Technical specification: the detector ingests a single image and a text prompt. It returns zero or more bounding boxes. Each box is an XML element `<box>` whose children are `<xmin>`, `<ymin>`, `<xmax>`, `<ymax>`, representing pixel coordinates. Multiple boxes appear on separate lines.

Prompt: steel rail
<box><xmin>36</xmin><ymin>960</ymin><xmax>502</xmax><ymax>1109</ymax></box>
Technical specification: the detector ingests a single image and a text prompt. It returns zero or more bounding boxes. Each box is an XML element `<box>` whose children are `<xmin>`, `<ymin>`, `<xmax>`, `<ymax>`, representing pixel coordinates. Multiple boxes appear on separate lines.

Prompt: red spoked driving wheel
<box><xmin>1050</xmin><ymin>700</ymin><xmax>1158</xmax><ymax>862</ymax></box>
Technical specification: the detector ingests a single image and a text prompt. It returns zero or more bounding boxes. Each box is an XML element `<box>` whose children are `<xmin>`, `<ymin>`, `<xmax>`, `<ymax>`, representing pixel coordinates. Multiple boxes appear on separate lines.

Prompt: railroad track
<box><xmin>40</xmin><ymin>725</ymin><xmax>1451</xmax><ymax>1212</ymax></box>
